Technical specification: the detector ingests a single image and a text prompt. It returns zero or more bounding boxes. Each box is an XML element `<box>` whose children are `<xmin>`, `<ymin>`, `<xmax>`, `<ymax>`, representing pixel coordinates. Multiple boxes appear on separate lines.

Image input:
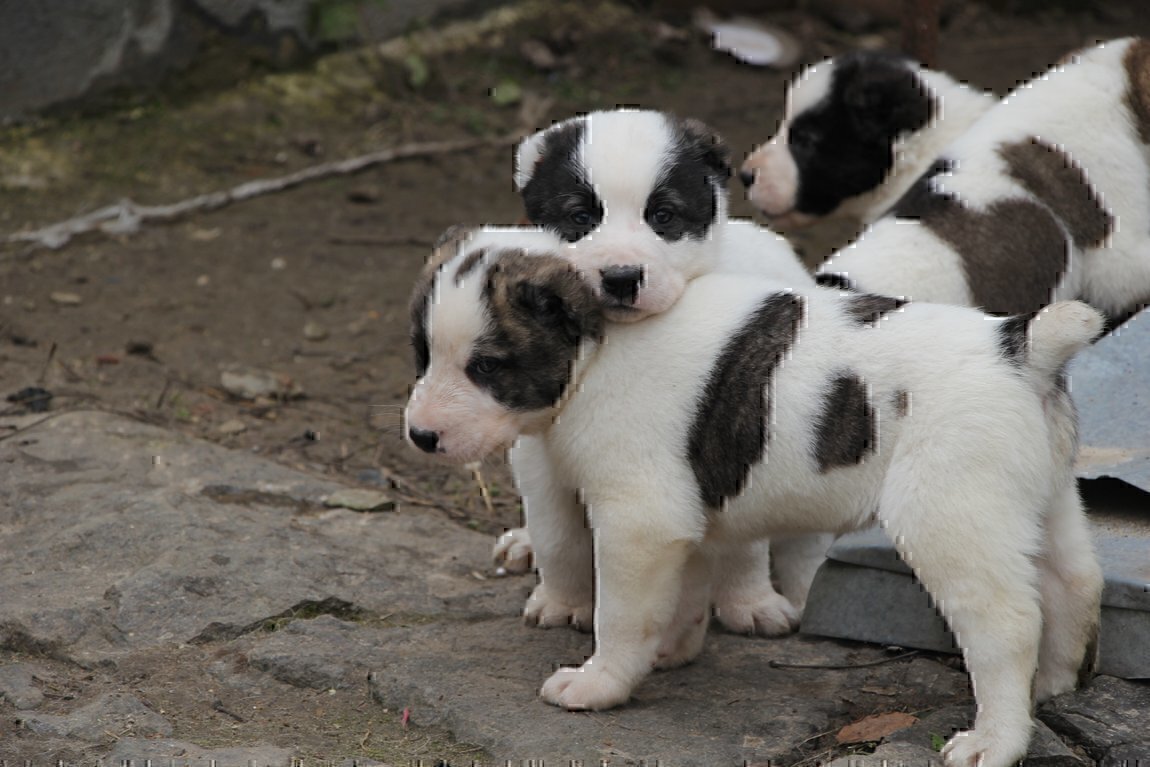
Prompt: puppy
<box><xmin>740</xmin><ymin>50</ymin><xmax>995</xmax><ymax>231</ymax></box>
<box><xmin>816</xmin><ymin>38</ymin><xmax>1150</xmax><ymax>329</ymax></box>
<box><xmin>406</xmin><ymin>231</ymin><xmax>1104</xmax><ymax>767</ymax></box>
<box><xmin>498</xmin><ymin>109</ymin><xmax>822</xmax><ymax>636</ymax></box>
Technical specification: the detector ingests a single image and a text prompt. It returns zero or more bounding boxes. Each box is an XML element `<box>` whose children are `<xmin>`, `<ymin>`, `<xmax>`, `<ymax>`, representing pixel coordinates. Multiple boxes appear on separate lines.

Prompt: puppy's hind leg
<box><xmin>1033</xmin><ymin>481</ymin><xmax>1103</xmax><ymax>702</ymax></box>
<box><xmin>770</xmin><ymin>532</ymin><xmax>834</xmax><ymax>613</ymax></box>
<box><xmin>879</xmin><ymin>463</ymin><xmax>1044</xmax><ymax>767</ymax></box>
<box><xmin>654</xmin><ymin>547</ymin><xmax>713</xmax><ymax>670</ymax></box>
<box><xmin>711</xmin><ymin>539</ymin><xmax>801</xmax><ymax>636</ymax></box>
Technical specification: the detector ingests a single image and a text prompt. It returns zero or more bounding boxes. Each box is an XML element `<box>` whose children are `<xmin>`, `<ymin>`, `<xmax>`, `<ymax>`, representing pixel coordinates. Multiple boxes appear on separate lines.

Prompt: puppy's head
<box><xmin>740</xmin><ymin>51</ymin><xmax>934</xmax><ymax>230</ymax></box>
<box><xmin>405</xmin><ymin>227</ymin><xmax>604</xmax><ymax>464</ymax></box>
<box><xmin>515</xmin><ymin>109</ymin><xmax>732</xmax><ymax>321</ymax></box>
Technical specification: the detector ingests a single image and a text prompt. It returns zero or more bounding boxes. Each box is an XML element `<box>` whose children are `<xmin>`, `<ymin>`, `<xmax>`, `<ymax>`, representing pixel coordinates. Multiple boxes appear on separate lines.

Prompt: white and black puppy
<box><xmin>405</xmin><ymin>231</ymin><xmax>1104</xmax><ymax>767</ymax></box>
<box><xmin>740</xmin><ymin>50</ymin><xmax>995</xmax><ymax>230</ymax></box>
<box><xmin>816</xmin><ymin>38</ymin><xmax>1150</xmax><ymax>329</ymax></box>
<box><xmin>498</xmin><ymin>109</ymin><xmax>821</xmax><ymax>636</ymax></box>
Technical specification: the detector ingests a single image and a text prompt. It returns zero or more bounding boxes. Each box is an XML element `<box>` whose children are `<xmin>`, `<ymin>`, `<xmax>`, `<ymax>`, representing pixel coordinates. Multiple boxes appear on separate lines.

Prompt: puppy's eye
<box><xmin>650</xmin><ymin>208</ymin><xmax>676</xmax><ymax>226</ymax></box>
<box><xmin>569</xmin><ymin>210</ymin><xmax>593</xmax><ymax>226</ymax></box>
<box><xmin>468</xmin><ymin>356</ymin><xmax>503</xmax><ymax>377</ymax></box>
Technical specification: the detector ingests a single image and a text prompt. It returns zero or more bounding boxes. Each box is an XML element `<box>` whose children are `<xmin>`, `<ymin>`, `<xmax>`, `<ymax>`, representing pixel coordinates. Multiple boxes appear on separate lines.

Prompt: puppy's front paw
<box><xmin>524</xmin><ymin>583</ymin><xmax>593</xmax><ymax>631</ymax></box>
<box><xmin>942</xmin><ymin>727</ymin><xmax>1031</xmax><ymax>767</ymax></box>
<box><xmin>493</xmin><ymin>527</ymin><xmax>534</xmax><ymax>574</ymax></box>
<box><xmin>540</xmin><ymin>663</ymin><xmax>632</xmax><ymax>710</ymax></box>
<box><xmin>714</xmin><ymin>589</ymin><xmax>801</xmax><ymax>637</ymax></box>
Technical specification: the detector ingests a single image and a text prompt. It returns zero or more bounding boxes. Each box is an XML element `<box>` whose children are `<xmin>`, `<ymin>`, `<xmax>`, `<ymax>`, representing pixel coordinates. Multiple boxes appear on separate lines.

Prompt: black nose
<box><xmin>408</xmin><ymin>427</ymin><xmax>439</xmax><ymax>454</ymax></box>
<box><xmin>738</xmin><ymin>169</ymin><xmax>755</xmax><ymax>188</ymax></box>
<box><xmin>600</xmin><ymin>265</ymin><xmax>644</xmax><ymax>304</ymax></box>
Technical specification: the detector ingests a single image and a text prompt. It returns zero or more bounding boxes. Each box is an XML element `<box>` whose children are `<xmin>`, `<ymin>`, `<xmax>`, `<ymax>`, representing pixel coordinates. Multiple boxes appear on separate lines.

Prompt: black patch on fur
<box><xmin>520</xmin><ymin>120</ymin><xmax>603</xmax><ymax>242</ymax></box>
<box><xmin>471</xmin><ymin>252</ymin><xmax>604</xmax><ymax>411</ymax></box>
<box><xmin>813</xmin><ymin>374</ymin><xmax>876</xmax><ymax>473</ymax></box>
<box><xmin>792</xmin><ymin>51</ymin><xmax>935</xmax><ymax>217</ymax></box>
<box><xmin>642</xmin><ymin>116</ymin><xmax>729</xmax><ymax>241</ymax></box>
<box><xmin>688</xmin><ymin>293</ymin><xmax>805</xmax><ymax>508</ymax></box>
<box><xmin>996</xmin><ymin>311</ymin><xmax>1038</xmax><ymax>366</ymax></box>
<box><xmin>844</xmin><ymin>293</ymin><xmax>907</xmax><ymax>325</ymax></box>
<box><xmin>815</xmin><ymin>272</ymin><xmax>857</xmax><ymax>291</ymax></box>
<box><xmin>892</xmin><ymin>161</ymin><xmax>1069</xmax><ymax>315</ymax></box>
<box><xmin>999</xmin><ymin>138</ymin><xmax>1112</xmax><ymax>249</ymax></box>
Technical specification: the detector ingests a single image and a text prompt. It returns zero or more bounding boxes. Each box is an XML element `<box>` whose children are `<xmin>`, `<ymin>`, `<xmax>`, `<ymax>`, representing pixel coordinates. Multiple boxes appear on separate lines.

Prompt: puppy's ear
<box><xmin>515</xmin><ymin>127</ymin><xmax>551</xmax><ymax>190</ymax></box>
<box><xmin>679</xmin><ymin>117</ymin><xmax>733</xmax><ymax>185</ymax></box>
<box><xmin>841</xmin><ymin>55</ymin><xmax>934</xmax><ymax>142</ymax></box>
<box><xmin>515</xmin><ymin>268</ymin><xmax>604</xmax><ymax>345</ymax></box>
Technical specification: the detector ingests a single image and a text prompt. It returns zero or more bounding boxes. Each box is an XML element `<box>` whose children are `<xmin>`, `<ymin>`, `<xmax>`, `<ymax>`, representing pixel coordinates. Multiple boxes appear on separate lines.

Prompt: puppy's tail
<box><xmin>1010</xmin><ymin>301</ymin><xmax>1104</xmax><ymax>394</ymax></box>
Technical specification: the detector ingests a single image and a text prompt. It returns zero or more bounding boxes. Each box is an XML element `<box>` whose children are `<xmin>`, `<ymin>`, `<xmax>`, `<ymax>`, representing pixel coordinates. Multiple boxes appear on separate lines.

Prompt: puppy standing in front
<box><xmin>405</xmin><ymin>228</ymin><xmax>1105</xmax><ymax>767</ymax></box>
<box><xmin>494</xmin><ymin>109</ymin><xmax>824</xmax><ymax>637</ymax></box>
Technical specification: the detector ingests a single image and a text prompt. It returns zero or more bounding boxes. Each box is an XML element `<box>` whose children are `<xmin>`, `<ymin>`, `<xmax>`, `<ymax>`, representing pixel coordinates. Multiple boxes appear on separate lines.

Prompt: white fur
<box><xmin>407</xmin><ymin>234</ymin><xmax>1104</xmax><ymax>767</ymax></box>
<box><xmin>742</xmin><ymin>56</ymin><xmax>995</xmax><ymax>229</ymax></box>
<box><xmin>505</xmin><ymin>109</ymin><xmax>819</xmax><ymax>634</ymax></box>
<box><xmin>820</xmin><ymin>39</ymin><xmax>1150</xmax><ymax>320</ymax></box>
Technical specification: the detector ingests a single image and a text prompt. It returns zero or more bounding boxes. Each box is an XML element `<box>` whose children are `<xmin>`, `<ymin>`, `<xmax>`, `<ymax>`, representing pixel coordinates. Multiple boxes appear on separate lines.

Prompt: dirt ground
<box><xmin>1</xmin><ymin>0</ymin><xmax>1147</xmax><ymax>761</ymax></box>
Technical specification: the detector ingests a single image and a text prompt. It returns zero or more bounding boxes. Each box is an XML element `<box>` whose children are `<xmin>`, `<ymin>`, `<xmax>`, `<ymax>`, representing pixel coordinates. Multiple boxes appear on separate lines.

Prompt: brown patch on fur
<box><xmin>1077</xmin><ymin>622</ymin><xmax>1100</xmax><ymax>688</ymax></box>
<box><xmin>1123</xmin><ymin>38</ymin><xmax>1150</xmax><ymax>145</ymax></box>
<box><xmin>893</xmin><ymin>389</ymin><xmax>911</xmax><ymax>418</ymax></box>
<box><xmin>453</xmin><ymin>247</ymin><xmax>487</xmax><ymax>284</ymax></box>
<box><xmin>473</xmin><ymin>251</ymin><xmax>603</xmax><ymax>411</ymax></box>
<box><xmin>1000</xmin><ymin>138</ymin><xmax>1112</xmax><ymax>249</ymax></box>
<box><xmin>894</xmin><ymin>180</ymin><xmax>1068</xmax><ymax>315</ymax></box>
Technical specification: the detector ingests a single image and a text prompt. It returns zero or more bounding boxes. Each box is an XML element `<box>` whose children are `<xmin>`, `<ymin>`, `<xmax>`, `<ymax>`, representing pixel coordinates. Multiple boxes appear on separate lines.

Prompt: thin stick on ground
<box><xmin>469</xmin><ymin>462</ymin><xmax>497</xmax><ymax>519</ymax></box>
<box><xmin>3</xmin><ymin>96</ymin><xmax>552</xmax><ymax>252</ymax></box>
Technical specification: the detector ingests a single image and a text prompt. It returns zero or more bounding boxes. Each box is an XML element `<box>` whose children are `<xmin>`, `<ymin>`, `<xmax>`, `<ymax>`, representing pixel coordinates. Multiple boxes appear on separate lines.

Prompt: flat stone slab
<box><xmin>803</xmin><ymin>500</ymin><xmax>1150</xmax><ymax>678</ymax></box>
<box><xmin>0</xmin><ymin>411</ymin><xmax>521</xmax><ymax>666</ymax></box>
<box><xmin>1</xmin><ymin>410</ymin><xmax>1143</xmax><ymax>765</ymax></box>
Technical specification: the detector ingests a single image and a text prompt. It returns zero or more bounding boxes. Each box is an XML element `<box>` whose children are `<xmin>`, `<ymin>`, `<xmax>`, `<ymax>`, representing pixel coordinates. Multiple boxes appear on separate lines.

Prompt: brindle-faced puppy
<box><xmin>405</xmin><ymin>228</ymin><xmax>1104</xmax><ymax>767</ymax></box>
<box><xmin>740</xmin><ymin>50</ymin><xmax>995</xmax><ymax>231</ymax></box>
<box><xmin>816</xmin><ymin>39</ymin><xmax>1150</xmax><ymax>332</ymax></box>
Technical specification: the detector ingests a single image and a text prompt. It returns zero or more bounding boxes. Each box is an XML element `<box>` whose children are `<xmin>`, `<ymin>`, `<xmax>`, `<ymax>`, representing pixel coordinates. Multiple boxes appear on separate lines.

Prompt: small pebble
<box><xmin>303</xmin><ymin>320</ymin><xmax>329</xmax><ymax>341</ymax></box>
<box><xmin>49</xmin><ymin>291</ymin><xmax>82</xmax><ymax>306</ymax></box>
<box><xmin>270</xmin><ymin>257</ymin><xmax>287</xmax><ymax>271</ymax></box>
<box><xmin>217</xmin><ymin>419</ymin><xmax>247</xmax><ymax>435</ymax></box>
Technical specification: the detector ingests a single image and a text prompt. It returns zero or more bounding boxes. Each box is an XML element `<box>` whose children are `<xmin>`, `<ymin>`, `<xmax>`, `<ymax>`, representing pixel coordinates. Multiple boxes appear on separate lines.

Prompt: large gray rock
<box><xmin>105</xmin><ymin>738</ymin><xmax>293</xmax><ymax>766</ymax></box>
<box><xmin>0</xmin><ymin>411</ymin><xmax>521</xmax><ymax>665</ymax></box>
<box><xmin>0</xmin><ymin>663</ymin><xmax>45</xmax><ymax>710</ymax></box>
<box><xmin>18</xmin><ymin>692</ymin><xmax>172</xmax><ymax>741</ymax></box>
<box><xmin>0</xmin><ymin>0</ymin><xmax>499</xmax><ymax>119</ymax></box>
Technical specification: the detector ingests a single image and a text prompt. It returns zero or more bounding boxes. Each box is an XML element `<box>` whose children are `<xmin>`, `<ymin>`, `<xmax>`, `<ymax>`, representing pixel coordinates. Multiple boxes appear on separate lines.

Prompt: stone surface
<box><xmin>1</xmin><ymin>410</ymin><xmax>1142</xmax><ymax>764</ymax></box>
<box><xmin>0</xmin><ymin>662</ymin><xmax>45</xmax><ymax>710</ymax></box>
<box><xmin>824</xmin><ymin>741</ymin><xmax>942</xmax><ymax>767</ymax></box>
<box><xmin>1039</xmin><ymin>675</ymin><xmax>1150</xmax><ymax>762</ymax></box>
<box><xmin>0</xmin><ymin>411</ymin><xmax>520</xmax><ymax>665</ymax></box>
<box><xmin>105</xmin><ymin>738</ymin><xmax>294</xmax><ymax>765</ymax></box>
<box><xmin>18</xmin><ymin>692</ymin><xmax>172</xmax><ymax>741</ymax></box>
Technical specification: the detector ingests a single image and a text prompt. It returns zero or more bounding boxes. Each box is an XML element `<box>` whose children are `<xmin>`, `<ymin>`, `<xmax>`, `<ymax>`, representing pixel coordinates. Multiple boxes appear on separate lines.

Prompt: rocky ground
<box><xmin>1</xmin><ymin>1</ymin><xmax>1148</xmax><ymax>764</ymax></box>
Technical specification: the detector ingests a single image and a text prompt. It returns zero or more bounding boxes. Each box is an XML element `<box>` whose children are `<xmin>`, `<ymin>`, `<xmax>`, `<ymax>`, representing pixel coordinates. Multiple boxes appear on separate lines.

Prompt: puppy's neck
<box><xmin>520</xmin><ymin>336</ymin><xmax>603</xmax><ymax>437</ymax></box>
<box><xmin>841</xmin><ymin>70</ymin><xmax>996</xmax><ymax>225</ymax></box>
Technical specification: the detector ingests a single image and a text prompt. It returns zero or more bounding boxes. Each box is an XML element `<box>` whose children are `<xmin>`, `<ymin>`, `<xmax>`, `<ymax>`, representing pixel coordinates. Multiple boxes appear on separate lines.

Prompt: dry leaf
<box><xmin>835</xmin><ymin>712</ymin><xmax>918</xmax><ymax>744</ymax></box>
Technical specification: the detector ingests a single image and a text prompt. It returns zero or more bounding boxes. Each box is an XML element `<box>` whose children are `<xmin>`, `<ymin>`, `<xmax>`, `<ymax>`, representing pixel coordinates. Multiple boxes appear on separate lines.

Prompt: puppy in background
<box><xmin>814</xmin><ymin>38</ymin><xmax>1150</xmax><ymax>331</ymax></box>
<box><xmin>740</xmin><ymin>50</ymin><xmax>995</xmax><ymax>233</ymax></box>
<box><xmin>495</xmin><ymin>109</ymin><xmax>825</xmax><ymax>638</ymax></box>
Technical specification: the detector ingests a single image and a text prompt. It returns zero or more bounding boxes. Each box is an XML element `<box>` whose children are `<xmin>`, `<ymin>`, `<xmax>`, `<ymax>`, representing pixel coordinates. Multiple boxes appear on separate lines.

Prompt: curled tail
<box><xmin>1024</xmin><ymin>301</ymin><xmax>1104</xmax><ymax>389</ymax></box>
